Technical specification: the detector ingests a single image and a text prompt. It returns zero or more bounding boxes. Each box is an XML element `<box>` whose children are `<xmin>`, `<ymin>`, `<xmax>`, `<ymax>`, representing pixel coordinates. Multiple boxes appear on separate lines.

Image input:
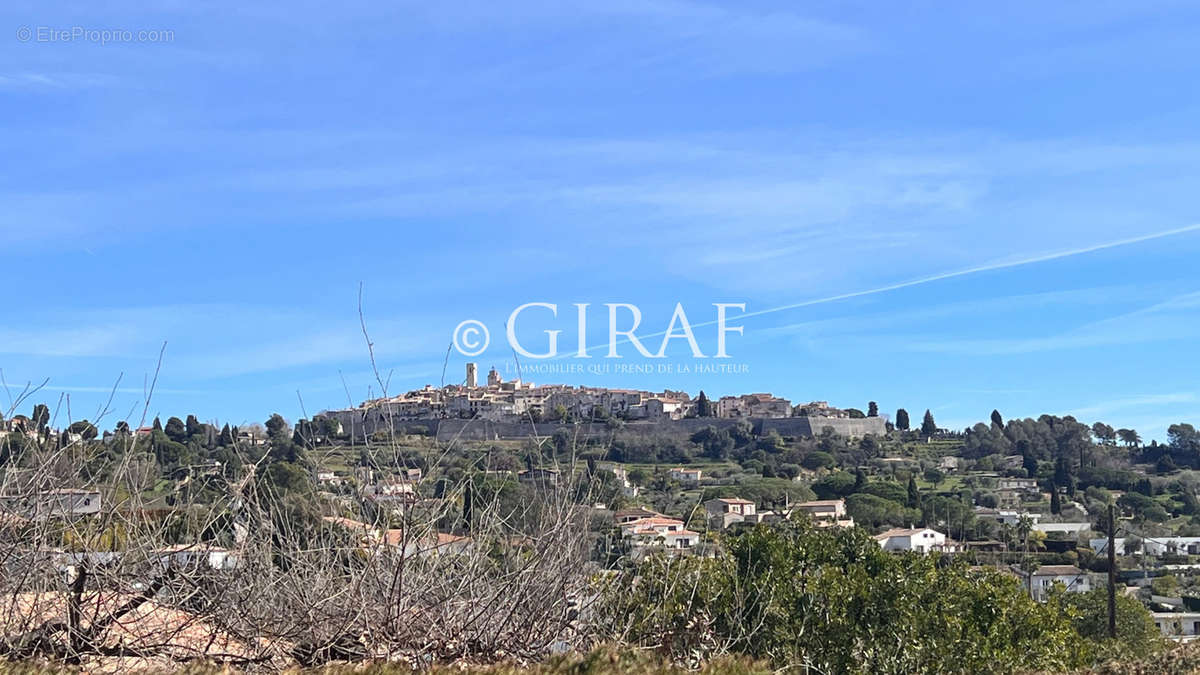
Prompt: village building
<box><xmin>716</xmin><ymin>393</ymin><xmax>792</xmax><ymax>419</ymax></box>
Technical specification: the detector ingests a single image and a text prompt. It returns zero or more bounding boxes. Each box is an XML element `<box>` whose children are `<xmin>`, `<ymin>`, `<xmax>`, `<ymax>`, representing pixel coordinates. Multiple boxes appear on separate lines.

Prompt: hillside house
<box><xmin>995</xmin><ymin>488</ymin><xmax>1027</xmax><ymax>509</ymax></box>
<box><xmin>1033</xmin><ymin>522</ymin><xmax>1090</xmax><ymax>536</ymax></box>
<box><xmin>518</xmin><ymin>468</ymin><xmax>561</xmax><ymax>487</ymax></box>
<box><xmin>938</xmin><ymin>456</ymin><xmax>962</xmax><ymax>473</ymax></box>
<box><xmin>1024</xmin><ymin>565</ymin><xmax>1091</xmax><ymax>601</ymax></box>
<box><xmin>1152</xmin><ymin>612</ymin><xmax>1200</xmax><ymax>640</ymax></box>
<box><xmin>155</xmin><ymin>545</ymin><xmax>240</xmax><ymax>570</ymax></box>
<box><xmin>0</xmin><ymin>488</ymin><xmax>101</xmax><ymax>521</ymax></box>
<box><xmin>668</xmin><ymin>467</ymin><xmax>702</xmax><ymax>485</ymax></box>
<box><xmin>620</xmin><ymin>516</ymin><xmax>699</xmax><ymax>553</ymax></box>
<box><xmin>597</xmin><ymin>463</ymin><xmax>639</xmax><ymax>498</ymax></box>
<box><xmin>1090</xmin><ymin>536</ymin><xmax>1200</xmax><ymax>557</ymax></box>
<box><xmin>614</xmin><ymin>507</ymin><xmax>661</xmax><ymax>524</ymax></box>
<box><xmin>793</xmin><ymin>499</ymin><xmax>855</xmax><ymax>527</ymax></box>
<box><xmin>875</xmin><ymin>528</ymin><xmax>960</xmax><ymax>554</ymax></box>
<box><xmin>704</xmin><ymin>498</ymin><xmax>757</xmax><ymax>529</ymax></box>
<box><xmin>997</xmin><ymin>477</ymin><xmax>1039</xmax><ymax>491</ymax></box>
<box><xmin>974</xmin><ymin>508</ymin><xmax>1041</xmax><ymax>527</ymax></box>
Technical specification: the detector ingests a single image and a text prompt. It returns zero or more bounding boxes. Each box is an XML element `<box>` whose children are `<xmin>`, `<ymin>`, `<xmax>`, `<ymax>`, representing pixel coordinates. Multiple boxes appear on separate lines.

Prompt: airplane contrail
<box><xmin>732</xmin><ymin>221</ymin><xmax>1200</xmax><ymax>324</ymax></box>
<box><xmin>546</xmin><ymin>222</ymin><xmax>1200</xmax><ymax>358</ymax></box>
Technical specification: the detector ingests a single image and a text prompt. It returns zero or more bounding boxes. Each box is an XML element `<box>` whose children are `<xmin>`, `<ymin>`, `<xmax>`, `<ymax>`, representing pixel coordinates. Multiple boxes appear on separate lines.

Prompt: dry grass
<box><xmin>0</xmin><ymin>647</ymin><xmax>769</xmax><ymax>674</ymax></box>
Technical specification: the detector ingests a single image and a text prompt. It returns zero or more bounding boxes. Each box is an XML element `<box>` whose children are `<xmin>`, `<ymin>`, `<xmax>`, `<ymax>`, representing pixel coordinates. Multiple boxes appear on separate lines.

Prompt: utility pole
<box><xmin>1107</xmin><ymin>503</ymin><xmax>1117</xmax><ymax>640</ymax></box>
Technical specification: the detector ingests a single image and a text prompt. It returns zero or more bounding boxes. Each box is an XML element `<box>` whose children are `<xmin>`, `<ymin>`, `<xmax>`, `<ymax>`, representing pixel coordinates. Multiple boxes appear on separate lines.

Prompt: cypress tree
<box><xmin>921</xmin><ymin>410</ymin><xmax>937</xmax><ymax>438</ymax></box>
<box><xmin>907</xmin><ymin>475</ymin><xmax>921</xmax><ymax>509</ymax></box>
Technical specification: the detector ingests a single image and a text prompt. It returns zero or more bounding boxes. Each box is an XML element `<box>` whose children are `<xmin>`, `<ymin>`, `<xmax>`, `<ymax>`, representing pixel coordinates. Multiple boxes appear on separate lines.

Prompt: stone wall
<box><xmin>325</xmin><ymin>407</ymin><xmax>888</xmax><ymax>443</ymax></box>
<box><xmin>431</xmin><ymin>415</ymin><xmax>887</xmax><ymax>442</ymax></box>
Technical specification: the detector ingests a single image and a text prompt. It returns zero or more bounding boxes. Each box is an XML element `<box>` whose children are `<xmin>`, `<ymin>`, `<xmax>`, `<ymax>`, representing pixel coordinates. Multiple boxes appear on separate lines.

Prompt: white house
<box><xmin>1152</xmin><ymin>612</ymin><xmax>1200</xmax><ymax>640</ymax></box>
<box><xmin>996</xmin><ymin>477</ymin><xmax>1039</xmax><ymax>491</ymax></box>
<box><xmin>658</xmin><ymin>529</ymin><xmax>701</xmax><ymax>550</ymax></box>
<box><xmin>1090</xmin><ymin>537</ymin><xmax>1200</xmax><ymax>557</ymax></box>
<box><xmin>875</xmin><ymin>528</ymin><xmax>959</xmax><ymax>554</ymax></box>
<box><xmin>1025</xmin><ymin>565</ymin><xmax>1091</xmax><ymax>601</ymax></box>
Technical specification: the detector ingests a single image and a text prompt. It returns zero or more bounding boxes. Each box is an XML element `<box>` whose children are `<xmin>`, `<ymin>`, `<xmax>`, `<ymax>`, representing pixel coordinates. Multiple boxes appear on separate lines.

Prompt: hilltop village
<box><xmin>323</xmin><ymin>363</ymin><xmax>888</xmax><ymax>440</ymax></box>
<box><xmin>4</xmin><ymin>375</ymin><xmax>1200</xmax><ymax>667</ymax></box>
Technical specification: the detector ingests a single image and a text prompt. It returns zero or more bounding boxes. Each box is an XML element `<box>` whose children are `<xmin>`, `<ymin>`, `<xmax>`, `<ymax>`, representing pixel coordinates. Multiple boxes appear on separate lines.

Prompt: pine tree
<box><xmin>1050</xmin><ymin>484</ymin><xmax>1062</xmax><ymax>515</ymax></box>
<box><xmin>907</xmin><ymin>475</ymin><xmax>921</xmax><ymax>509</ymax></box>
<box><xmin>895</xmin><ymin>408</ymin><xmax>910</xmax><ymax>431</ymax></box>
<box><xmin>868</xmin><ymin>401</ymin><xmax>879</xmax><ymax>417</ymax></box>
<box><xmin>991</xmin><ymin>409</ymin><xmax>1004</xmax><ymax>428</ymax></box>
<box><xmin>164</xmin><ymin>417</ymin><xmax>186</xmax><ymax>442</ymax></box>
<box><xmin>696</xmin><ymin>391</ymin><xmax>712</xmax><ymax>417</ymax></box>
<box><xmin>185</xmin><ymin>414</ymin><xmax>201</xmax><ymax>437</ymax></box>
<box><xmin>1022</xmin><ymin>451</ymin><xmax>1038</xmax><ymax>478</ymax></box>
<box><xmin>219</xmin><ymin>423</ymin><xmax>234</xmax><ymax>446</ymax></box>
<box><xmin>31</xmin><ymin>404</ymin><xmax>50</xmax><ymax>432</ymax></box>
<box><xmin>921</xmin><ymin>410</ymin><xmax>937</xmax><ymax>438</ymax></box>
<box><xmin>854</xmin><ymin>467</ymin><xmax>867</xmax><ymax>492</ymax></box>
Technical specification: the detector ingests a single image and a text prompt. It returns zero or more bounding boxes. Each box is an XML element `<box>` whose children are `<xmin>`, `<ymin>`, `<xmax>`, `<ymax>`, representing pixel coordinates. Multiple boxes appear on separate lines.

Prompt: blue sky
<box><xmin>2</xmin><ymin>1</ymin><xmax>1200</xmax><ymax>439</ymax></box>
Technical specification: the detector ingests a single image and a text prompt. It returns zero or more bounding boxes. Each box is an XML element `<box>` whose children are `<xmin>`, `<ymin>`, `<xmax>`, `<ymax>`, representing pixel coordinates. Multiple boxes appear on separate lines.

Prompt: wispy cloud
<box><xmin>903</xmin><ymin>289</ymin><xmax>1200</xmax><ymax>356</ymax></box>
<box><xmin>1066</xmin><ymin>393</ymin><xmax>1198</xmax><ymax>421</ymax></box>
<box><xmin>0</xmin><ymin>72</ymin><xmax>115</xmax><ymax>89</ymax></box>
<box><xmin>739</xmin><ymin>224</ymin><xmax>1200</xmax><ymax>323</ymax></box>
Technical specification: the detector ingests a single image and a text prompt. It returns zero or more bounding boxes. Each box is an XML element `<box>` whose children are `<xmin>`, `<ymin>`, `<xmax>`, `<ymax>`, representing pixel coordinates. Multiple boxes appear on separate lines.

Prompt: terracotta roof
<box><xmin>382</xmin><ymin>528</ymin><xmax>471</xmax><ymax>551</ymax></box>
<box><xmin>5</xmin><ymin>592</ymin><xmax>280</xmax><ymax>665</ymax></box>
